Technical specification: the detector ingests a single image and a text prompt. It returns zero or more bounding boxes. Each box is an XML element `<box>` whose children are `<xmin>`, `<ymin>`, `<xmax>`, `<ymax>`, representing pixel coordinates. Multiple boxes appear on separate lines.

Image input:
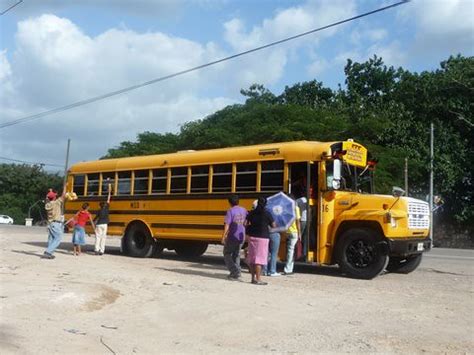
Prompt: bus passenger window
<box><xmin>101</xmin><ymin>172</ymin><xmax>115</xmax><ymax>195</ymax></box>
<box><xmin>236</xmin><ymin>162</ymin><xmax>257</xmax><ymax>192</ymax></box>
<box><xmin>191</xmin><ymin>166</ymin><xmax>209</xmax><ymax>193</ymax></box>
<box><xmin>212</xmin><ymin>164</ymin><xmax>232</xmax><ymax>193</ymax></box>
<box><xmin>152</xmin><ymin>169</ymin><xmax>167</xmax><ymax>194</ymax></box>
<box><xmin>87</xmin><ymin>173</ymin><xmax>99</xmax><ymax>196</ymax></box>
<box><xmin>261</xmin><ymin>160</ymin><xmax>284</xmax><ymax>192</ymax></box>
<box><xmin>134</xmin><ymin>170</ymin><xmax>149</xmax><ymax>195</ymax></box>
<box><xmin>117</xmin><ymin>171</ymin><xmax>131</xmax><ymax>195</ymax></box>
<box><xmin>170</xmin><ymin>167</ymin><xmax>187</xmax><ymax>193</ymax></box>
<box><xmin>73</xmin><ymin>174</ymin><xmax>85</xmax><ymax>196</ymax></box>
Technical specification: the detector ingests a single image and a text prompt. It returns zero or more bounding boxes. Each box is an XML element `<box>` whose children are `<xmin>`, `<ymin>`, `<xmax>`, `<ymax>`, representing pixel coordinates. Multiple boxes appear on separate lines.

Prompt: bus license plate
<box><xmin>417</xmin><ymin>243</ymin><xmax>424</xmax><ymax>251</ymax></box>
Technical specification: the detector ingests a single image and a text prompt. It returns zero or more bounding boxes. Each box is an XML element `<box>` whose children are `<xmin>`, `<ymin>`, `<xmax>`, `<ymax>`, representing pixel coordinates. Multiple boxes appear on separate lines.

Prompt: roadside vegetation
<box><xmin>1</xmin><ymin>55</ymin><xmax>472</xmax><ymax>238</ymax></box>
<box><xmin>0</xmin><ymin>164</ymin><xmax>62</xmax><ymax>224</ymax></box>
<box><xmin>105</xmin><ymin>55</ymin><xmax>473</xmax><ymax>231</ymax></box>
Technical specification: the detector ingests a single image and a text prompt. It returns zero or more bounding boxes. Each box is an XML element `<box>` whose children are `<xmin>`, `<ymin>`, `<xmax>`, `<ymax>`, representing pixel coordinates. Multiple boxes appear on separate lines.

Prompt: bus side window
<box><xmin>87</xmin><ymin>173</ymin><xmax>99</xmax><ymax>196</ymax></box>
<box><xmin>170</xmin><ymin>167</ymin><xmax>187</xmax><ymax>194</ymax></box>
<box><xmin>152</xmin><ymin>169</ymin><xmax>167</xmax><ymax>194</ymax></box>
<box><xmin>261</xmin><ymin>160</ymin><xmax>284</xmax><ymax>192</ymax></box>
<box><xmin>117</xmin><ymin>171</ymin><xmax>131</xmax><ymax>195</ymax></box>
<box><xmin>191</xmin><ymin>166</ymin><xmax>209</xmax><ymax>193</ymax></box>
<box><xmin>212</xmin><ymin>164</ymin><xmax>232</xmax><ymax>193</ymax></box>
<box><xmin>134</xmin><ymin>170</ymin><xmax>149</xmax><ymax>195</ymax></box>
<box><xmin>101</xmin><ymin>172</ymin><xmax>115</xmax><ymax>195</ymax></box>
<box><xmin>73</xmin><ymin>174</ymin><xmax>85</xmax><ymax>196</ymax></box>
<box><xmin>236</xmin><ymin>162</ymin><xmax>257</xmax><ymax>192</ymax></box>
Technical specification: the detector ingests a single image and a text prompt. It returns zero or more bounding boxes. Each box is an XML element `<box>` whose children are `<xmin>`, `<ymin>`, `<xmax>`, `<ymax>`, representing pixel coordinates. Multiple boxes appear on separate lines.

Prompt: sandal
<box><xmin>251</xmin><ymin>280</ymin><xmax>268</xmax><ymax>285</ymax></box>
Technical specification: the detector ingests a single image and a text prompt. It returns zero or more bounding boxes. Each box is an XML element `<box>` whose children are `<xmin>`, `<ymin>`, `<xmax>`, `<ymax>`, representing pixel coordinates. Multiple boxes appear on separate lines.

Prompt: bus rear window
<box><xmin>101</xmin><ymin>172</ymin><xmax>114</xmax><ymax>195</ymax></box>
<box><xmin>236</xmin><ymin>162</ymin><xmax>257</xmax><ymax>192</ymax></box>
<box><xmin>87</xmin><ymin>173</ymin><xmax>99</xmax><ymax>196</ymax></box>
<box><xmin>152</xmin><ymin>169</ymin><xmax>167</xmax><ymax>194</ymax></box>
<box><xmin>212</xmin><ymin>164</ymin><xmax>232</xmax><ymax>193</ymax></box>
<box><xmin>134</xmin><ymin>170</ymin><xmax>149</xmax><ymax>195</ymax></box>
<box><xmin>171</xmin><ymin>167</ymin><xmax>187</xmax><ymax>193</ymax></box>
<box><xmin>117</xmin><ymin>171</ymin><xmax>131</xmax><ymax>195</ymax></box>
<box><xmin>191</xmin><ymin>166</ymin><xmax>209</xmax><ymax>193</ymax></box>
<box><xmin>261</xmin><ymin>160</ymin><xmax>284</xmax><ymax>192</ymax></box>
<box><xmin>73</xmin><ymin>174</ymin><xmax>85</xmax><ymax>196</ymax></box>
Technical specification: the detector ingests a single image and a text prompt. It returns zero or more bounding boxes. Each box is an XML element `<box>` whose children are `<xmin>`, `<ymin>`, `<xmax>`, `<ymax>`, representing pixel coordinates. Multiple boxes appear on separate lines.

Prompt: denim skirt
<box><xmin>72</xmin><ymin>226</ymin><xmax>86</xmax><ymax>245</ymax></box>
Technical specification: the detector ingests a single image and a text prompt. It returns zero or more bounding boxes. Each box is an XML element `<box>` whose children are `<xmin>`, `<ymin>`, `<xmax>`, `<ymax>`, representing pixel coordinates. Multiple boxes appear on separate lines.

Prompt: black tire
<box><xmin>386</xmin><ymin>254</ymin><xmax>423</xmax><ymax>274</ymax></box>
<box><xmin>337</xmin><ymin>228</ymin><xmax>388</xmax><ymax>279</ymax></box>
<box><xmin>122</xmin><ymin>223</ymin><xmax>153</xmax><ymax>258</ymax></box>
<box><xmin>175</xmin><ymin>242</ymin><xmax>208</xmax><ymax>258</ymax></box>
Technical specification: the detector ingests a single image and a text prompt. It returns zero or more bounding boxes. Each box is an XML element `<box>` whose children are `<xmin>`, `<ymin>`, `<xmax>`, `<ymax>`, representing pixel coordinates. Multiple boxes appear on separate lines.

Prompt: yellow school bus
<box><xmin>65</xmin><ymin>140</ymin><xmax>430</xmax><ymax>279</ymax></box>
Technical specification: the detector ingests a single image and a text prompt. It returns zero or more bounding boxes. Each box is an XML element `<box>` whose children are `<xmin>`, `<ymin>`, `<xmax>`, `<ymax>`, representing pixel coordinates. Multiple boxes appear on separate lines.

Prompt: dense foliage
<box><xmin>0</xmin><ymin>164</ymin><xmax>63</xmax><ymax>224</ymax></box>
<box><xmin>105</xmin><ymin>55</ymin><xmax>473</xmax><ymax>228</ymax></box>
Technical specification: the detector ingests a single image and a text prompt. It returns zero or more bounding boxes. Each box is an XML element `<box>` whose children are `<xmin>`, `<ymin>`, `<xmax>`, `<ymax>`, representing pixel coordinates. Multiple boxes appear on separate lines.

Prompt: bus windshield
<box><xmin>326</xmin><ymin>160</ymin><xmax>373</xmax><ymax>193</ymax></box>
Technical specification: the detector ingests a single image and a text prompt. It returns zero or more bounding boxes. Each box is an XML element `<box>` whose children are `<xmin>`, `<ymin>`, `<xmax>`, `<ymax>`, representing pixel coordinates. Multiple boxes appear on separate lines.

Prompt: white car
<box><xmin>0</xmin><ymin>215</ymin><xmax>14</xmax><ymax>224</ymax></box>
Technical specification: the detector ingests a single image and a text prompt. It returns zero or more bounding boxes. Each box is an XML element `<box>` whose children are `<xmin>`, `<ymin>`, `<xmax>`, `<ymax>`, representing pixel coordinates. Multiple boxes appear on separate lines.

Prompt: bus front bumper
<box><xmin>386</xmin><ymin>237</ymin><xmax>431</xmax><ymax>257</ymax></box>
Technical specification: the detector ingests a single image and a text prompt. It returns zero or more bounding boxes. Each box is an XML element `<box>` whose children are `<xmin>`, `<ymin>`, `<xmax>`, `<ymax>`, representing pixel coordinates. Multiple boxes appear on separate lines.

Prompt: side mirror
<box><xmin>332</xmin><ymin>159</ymin><xmax>341</xmax><ymax>189</ymax></box>
<box><xmin>392</xmin><ymin>186</ymin><xmax>405</xmax><ymax>197</ymax></box>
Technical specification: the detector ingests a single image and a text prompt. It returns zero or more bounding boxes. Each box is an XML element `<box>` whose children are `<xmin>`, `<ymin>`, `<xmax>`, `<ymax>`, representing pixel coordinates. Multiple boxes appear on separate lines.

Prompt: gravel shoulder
<box><xmin>1</xmin><ymin>225</ymin><xmax>473</xmax><ymax>354</ymax></box>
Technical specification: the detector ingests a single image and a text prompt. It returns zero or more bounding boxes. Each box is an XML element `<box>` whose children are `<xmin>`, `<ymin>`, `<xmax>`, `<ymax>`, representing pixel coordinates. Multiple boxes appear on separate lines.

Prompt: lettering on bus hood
<box><xmin>342</xmin><ymin>142</ymin><xmax>367</xmax><ymax>167</ymax></box>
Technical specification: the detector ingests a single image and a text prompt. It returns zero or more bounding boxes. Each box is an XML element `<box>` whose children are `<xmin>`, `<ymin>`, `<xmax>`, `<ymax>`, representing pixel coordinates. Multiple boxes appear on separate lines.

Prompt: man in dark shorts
<box><xmin>222</xmin><ymin>195</ymin><xmax>247</xmax><ymax>280</ymax></box>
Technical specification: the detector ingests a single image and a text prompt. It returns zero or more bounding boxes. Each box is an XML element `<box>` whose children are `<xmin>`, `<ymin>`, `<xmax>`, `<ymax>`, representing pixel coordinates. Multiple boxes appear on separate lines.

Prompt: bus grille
<box><xmin>408</xmin><ymin>201</ymin><xmax>430</xmax><ymax>229</ymax></box>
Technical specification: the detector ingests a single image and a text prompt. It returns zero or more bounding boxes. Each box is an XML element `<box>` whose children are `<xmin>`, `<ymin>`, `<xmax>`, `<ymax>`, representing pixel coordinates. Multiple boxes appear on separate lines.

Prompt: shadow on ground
<box><xmin>21</xmin><ymin>241</ymin><xmax>350</xmax><ymax>279</ymax></box>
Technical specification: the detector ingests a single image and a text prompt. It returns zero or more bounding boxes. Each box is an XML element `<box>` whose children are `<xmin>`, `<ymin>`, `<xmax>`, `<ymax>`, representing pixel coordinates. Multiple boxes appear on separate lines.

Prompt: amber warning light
<box><xmin>368</xmin><ymin>159</ymin><xmax>378</xmax><ymax>171</ymax></box>
<box><xmin>332</xmin><ymin>150</ymin><xmax>347</xmax><ymax>160</ymax></box>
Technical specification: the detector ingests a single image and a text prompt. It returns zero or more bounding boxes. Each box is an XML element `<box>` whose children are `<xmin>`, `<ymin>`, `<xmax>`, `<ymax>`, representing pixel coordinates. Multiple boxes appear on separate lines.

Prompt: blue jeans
<box><xmin>264</xmin><ymin>232</ymin><xmax>280</xmax><ymax>275</ymax></box>
<box><xmin>46</xmin><ymin>221</ymin><xmax>63</xmax><ymax>255</ymax></box>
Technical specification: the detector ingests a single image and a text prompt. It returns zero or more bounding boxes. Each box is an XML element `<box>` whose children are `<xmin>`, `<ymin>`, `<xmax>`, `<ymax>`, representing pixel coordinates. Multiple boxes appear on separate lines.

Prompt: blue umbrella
<box><xmin>266</xmin><ymin>192</ymin><xmax>296</xmax><ymax>232</ymax></box>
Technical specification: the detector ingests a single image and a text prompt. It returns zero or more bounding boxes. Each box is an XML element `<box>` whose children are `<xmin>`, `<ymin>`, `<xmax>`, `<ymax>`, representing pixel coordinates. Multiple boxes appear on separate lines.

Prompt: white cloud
<box><xmin>398</xmin><ymin>0</ymin><xmax>474</xmax><ymax>56</ymax></box>
<box><xmin>307</xmin><ymin>58</ymin><xmax>330</xmax><ymax>77</ymax></box>
<box><xmin>1</xmin><ymin>1</ymin><xmax>359</xmax><ymax>166</ymax></box>
<box><xmin>222</xmin><ymin>0</ymin><xmax>356</xmax><ymax>87</ymax></box>
<box><xmin>0</xmin><ymin>14</ymin><xmax>234</xmax><ymax>166</ymax></box>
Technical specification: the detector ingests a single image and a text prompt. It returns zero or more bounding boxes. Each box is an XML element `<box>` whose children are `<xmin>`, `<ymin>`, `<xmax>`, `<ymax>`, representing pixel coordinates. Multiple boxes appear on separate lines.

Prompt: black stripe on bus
<box><xmin>151</xmin><ymin>223</ymin><xmax>223</xmax><ymax>230</ymax></box>
<box><xmin>69</xmin><ymin>192</ymin><xmax>270</xmax><ymax>201</ymax></box>
<box><xmin>109</xmin><ymin>222</ymin><xmax>125</xmax><ymax>227</ymax></box>
<box><xmin>65</xmin><ymin>209</ymin><xmax>226</xmax><ymax>216</ymax></box>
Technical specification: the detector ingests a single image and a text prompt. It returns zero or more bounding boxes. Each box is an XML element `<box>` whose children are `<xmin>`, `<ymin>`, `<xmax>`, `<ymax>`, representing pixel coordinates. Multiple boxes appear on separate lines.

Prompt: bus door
<box><xmin>282</xmin><ymin>162</ymin><xmax>318</xmax><ymax>263</ymax></box>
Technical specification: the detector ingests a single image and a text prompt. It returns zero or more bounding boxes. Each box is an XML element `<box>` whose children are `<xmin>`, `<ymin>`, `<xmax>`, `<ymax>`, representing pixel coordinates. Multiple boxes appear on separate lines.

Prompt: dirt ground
<box><xmin>1</xmin><ymin>225</ymin><xmax>473</xmax><ymax>354</ymax></box>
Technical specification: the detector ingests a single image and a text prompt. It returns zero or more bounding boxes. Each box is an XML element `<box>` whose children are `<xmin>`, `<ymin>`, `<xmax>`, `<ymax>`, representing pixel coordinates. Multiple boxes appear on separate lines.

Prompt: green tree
<box><xmin>0</xmin><ymin>164</ymin><xmax>62</xmax><ymax>224</ymax></box>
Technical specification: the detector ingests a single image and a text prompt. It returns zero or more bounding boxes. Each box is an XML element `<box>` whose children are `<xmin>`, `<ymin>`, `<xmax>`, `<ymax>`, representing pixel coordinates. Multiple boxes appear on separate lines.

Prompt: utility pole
<box><xmin>404</xmin><ymin>157</ymin><xmax>408</xmax><ymax>196</ymax></box>
<box><xmin>429</xmin><ymin>123</ymin><xmax>434</xmax><ymax>245</ymax></box>
<box><xmin>62</xmin><ymin>139</ymin><xmax>71</xmax><ymax>215</ymax></box>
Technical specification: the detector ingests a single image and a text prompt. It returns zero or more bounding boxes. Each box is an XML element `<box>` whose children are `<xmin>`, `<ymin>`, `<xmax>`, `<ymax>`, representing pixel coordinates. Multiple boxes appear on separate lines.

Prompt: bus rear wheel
<box><xmin>175</xmin><ymin>242</ymin><xmax>208</xmax><ymax>258</ymax></box>
<box><xmin>123</xmin><ymin>223</ymin><xmax>153</xmax><ymax>258</ymax></box>
<box><xmin>337</xmin><ymin>228</ymin><xmax>388</xmax><ymax>279</ymax></box>
<box><xmin>386</xmin><ymin>254</ymin><xmax>423</xmax><ymax>274</ymax></box>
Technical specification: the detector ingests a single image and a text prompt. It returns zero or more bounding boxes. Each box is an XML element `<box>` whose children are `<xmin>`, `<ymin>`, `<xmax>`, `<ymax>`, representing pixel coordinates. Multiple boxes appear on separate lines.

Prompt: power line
<box><xmin>0</xmin><ymin>0</ymin><xmax>23</xmax><ymax>15</ymax></box>
<box><xmin>0</xmin><ymin>156</ymin><xmax>63</xmax><ymax>168</ymax></box>
<box><xmin>0</xmin><ymin>0</ymin><xmax>409</xmax><ymax>129</ymax></box>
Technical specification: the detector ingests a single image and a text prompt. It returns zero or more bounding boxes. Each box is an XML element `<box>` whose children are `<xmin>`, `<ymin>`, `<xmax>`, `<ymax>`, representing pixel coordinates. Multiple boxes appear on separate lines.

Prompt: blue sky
<box><xmin>0</xmin><ymin>0</ymin><xmax>473</xmax><ymax>170</ymax></box>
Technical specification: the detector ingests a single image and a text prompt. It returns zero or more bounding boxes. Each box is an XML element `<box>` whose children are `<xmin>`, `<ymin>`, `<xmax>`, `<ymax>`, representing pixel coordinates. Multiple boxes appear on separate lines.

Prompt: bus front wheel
<box><xmin>175</xmin><ymin>242</ymin><xmax>208</xmax><ymax>258</ymax></box>
<box><xmin>123</xmin><ymin>223</ymin><xmax>153</xmax><ymax>258</ymax></box>
<box><xmin>337</xmin><ymin>228</ymin><xmax>388</xmax><ymax>279</ymax></box>
<box><xmin>386</xmin><ymin>254</ymin><xmax>423</xmax><ymax>274</ymax></box>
